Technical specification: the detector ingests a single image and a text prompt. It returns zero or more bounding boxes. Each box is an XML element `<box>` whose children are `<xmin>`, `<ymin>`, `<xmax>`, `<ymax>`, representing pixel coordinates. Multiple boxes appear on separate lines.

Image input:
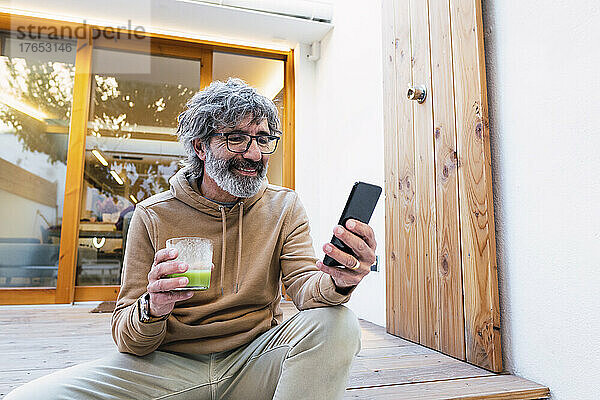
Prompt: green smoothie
<box><xmin>168</xmin><ymin>270</ymin><xmax>211</xmax><ymax>289</ymax></box>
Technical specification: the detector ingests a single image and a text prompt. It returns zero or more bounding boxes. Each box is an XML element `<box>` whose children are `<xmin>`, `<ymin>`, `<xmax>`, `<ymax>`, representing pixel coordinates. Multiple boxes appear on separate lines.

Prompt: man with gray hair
<box><xmin>6</xmin><ymin>78</ymin><xmax>377</xmax><ymax>400</ymax></box>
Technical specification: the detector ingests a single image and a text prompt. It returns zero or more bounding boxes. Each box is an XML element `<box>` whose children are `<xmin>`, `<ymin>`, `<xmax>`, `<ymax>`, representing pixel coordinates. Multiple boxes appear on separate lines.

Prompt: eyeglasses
<box><xmin>210</xmin><ymin>131</ymin><xmax>281</xmax><ymax>154</ymax></box>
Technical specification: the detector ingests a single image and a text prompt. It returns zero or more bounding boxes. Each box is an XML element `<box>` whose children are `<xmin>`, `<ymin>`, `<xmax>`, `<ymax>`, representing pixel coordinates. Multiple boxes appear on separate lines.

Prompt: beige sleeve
<box><xmin>280</xmin><ymin>194</ymin><xmax>356</xmax><ymax>310</ymax></box>
<box><xmin>111</xmin><ymin>205</ymin><xmax>167</xmax><ymax>356</ymax></box>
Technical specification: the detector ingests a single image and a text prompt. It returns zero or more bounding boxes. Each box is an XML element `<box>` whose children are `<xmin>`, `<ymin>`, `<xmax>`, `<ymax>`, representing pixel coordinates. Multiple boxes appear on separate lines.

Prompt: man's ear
<box><xmin>192</xmin><ymin>138</ymin><xmax>206</xmax><ymax>161</ymax></box>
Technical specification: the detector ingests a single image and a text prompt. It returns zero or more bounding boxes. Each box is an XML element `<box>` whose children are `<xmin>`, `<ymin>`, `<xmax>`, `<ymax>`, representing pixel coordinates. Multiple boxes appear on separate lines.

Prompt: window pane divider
<box><xmin>55</xmin><ymin>33</ymin><xmax>94</xmax><ymax>304</ymax></box>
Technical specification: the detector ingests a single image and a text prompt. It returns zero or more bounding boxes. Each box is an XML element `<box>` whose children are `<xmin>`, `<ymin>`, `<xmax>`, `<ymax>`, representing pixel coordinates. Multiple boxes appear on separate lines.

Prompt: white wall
<box><xmin>0</xmin><ymin>189</ymin><xmax>56</xmax><ymax>240</ymax></box>
<box><xmin>0</xmin><ymin>133</ymin><xmax>65</xmax><ymax>226</ymax></box>
<box><xmin>294</xmin><ymin>0</ymin><xmax>387</xmax><ymax>327</ymax></box>
<box><xmin>482</xmin><ymin>1</ymin><xmax>600</xmax><ymax>399</ymax></box>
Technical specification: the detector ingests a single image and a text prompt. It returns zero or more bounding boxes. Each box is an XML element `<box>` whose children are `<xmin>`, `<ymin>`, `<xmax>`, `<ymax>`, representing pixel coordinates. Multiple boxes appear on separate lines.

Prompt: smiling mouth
<box><xmin>234</xmin><ymin>167</ymin><xmax>258</xmax><ymax>176</ymax></box>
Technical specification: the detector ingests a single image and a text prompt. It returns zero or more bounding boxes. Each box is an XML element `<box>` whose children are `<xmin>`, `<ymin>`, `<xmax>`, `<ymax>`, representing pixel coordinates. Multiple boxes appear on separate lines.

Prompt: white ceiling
<box><xmin>3</xmin><ymin>0</ymin><xmax>334</xmax><ymax>49</ymax></box>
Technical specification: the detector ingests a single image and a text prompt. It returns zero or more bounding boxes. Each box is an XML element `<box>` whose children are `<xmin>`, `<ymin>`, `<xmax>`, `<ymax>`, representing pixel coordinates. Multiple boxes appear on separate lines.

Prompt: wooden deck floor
<box><xmin>0</xmin><ymin>303</ymin><xmax>549</xmax><ymax>399</ymax></box>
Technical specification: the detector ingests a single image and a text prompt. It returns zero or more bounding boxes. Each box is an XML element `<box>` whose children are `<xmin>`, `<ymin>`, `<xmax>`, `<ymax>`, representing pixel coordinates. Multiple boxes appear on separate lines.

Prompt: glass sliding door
<box><xmin>76</xmin><ymin>47</ymin><xmax>201</xmax><ymax>286</ymax></box>
<box><xmin>0</xmin><ymin>13</ymin><xmax>293</xmax><ymax>305</ymax></box>
<box><xmin>0</xmin><ymin>32</ymin><xmax>75</xmax><ymax>288</ymax></box>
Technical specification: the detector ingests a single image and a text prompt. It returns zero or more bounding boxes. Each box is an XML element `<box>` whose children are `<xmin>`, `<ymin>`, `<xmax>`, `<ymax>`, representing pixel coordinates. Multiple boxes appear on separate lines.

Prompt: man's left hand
<box><xmin>316</xmin><ymin>219</ymin><xmax>377</xmax><ymax>289</ymax></box>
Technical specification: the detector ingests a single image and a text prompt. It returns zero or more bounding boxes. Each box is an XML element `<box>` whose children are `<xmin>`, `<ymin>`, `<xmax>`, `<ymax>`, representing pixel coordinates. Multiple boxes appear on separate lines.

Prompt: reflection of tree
<box><xmin>86</xmin><ymin>75</ymin><xmax>192</xmax><ymax>200</ymax></box>
<box><xmin>0</xmin><ymin>57</ymin><xmax>74</xmax><ymax>164</ymax></box>
<box><xmin>90</xmin><ymin>76</ymin><xmax>195</xmax><ymax>134</ymax></box>
<box><xmin>0</xmin><ymin>55</ymin><xmax>194</xmax><ymax>177</ymax></box>
<box><xmin>0</xmin><ymin>52</ymin><xmax>192</xmax><ymax>204</ymax></box>
<box><xmin>85</xmin><ymin>159</ymin><xmax>179</xmax><ymax>204</ymax></box>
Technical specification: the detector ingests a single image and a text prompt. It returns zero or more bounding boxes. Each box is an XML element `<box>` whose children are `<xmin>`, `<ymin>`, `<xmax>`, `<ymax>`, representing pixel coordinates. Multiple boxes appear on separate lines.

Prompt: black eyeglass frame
<box><xmin>209</xmin><ymin>131</ymin><xmax>282</xmax><ymax>154</ymax></box>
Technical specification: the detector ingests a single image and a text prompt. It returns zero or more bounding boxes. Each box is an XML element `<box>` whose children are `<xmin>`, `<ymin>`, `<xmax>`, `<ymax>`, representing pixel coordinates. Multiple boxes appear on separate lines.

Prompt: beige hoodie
<box><xmin>111</xmin><ymin>168</ymin><xmax>354</xmax><ymax>356</ymax></box>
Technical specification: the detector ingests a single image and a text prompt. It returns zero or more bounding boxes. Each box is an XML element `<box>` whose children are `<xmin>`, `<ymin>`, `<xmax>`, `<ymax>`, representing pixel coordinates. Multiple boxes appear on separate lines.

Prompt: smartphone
<box><xmin>323</xmin><ymin>182</ymin><xmax>382</xmax><ymax>267</ymax></box>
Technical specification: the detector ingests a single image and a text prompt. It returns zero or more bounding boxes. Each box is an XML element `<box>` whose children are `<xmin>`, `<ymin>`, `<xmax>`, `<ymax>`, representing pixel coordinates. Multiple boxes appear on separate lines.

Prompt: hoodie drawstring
<box><xmin>235</xmin><ymin>202</ymin><xmax>244</xmax><ymax>293</ymax></box>
<box><xmin>219</xmin><ymin>206</ymin><xmax>226</xmax><ymax>296</ymax></box>
<box><xmin>218</xmin><ymin>202</ymin><xmax>244</xmax><ymax>295</ymax></box>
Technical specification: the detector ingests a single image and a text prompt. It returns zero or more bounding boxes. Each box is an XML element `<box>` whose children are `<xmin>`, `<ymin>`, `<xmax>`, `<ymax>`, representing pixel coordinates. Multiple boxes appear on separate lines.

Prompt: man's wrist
<box><xmin>138</xmin><ymin>293</ymin><xmax>169</xmax><ymax>323</ymax></box>
<box><xmin>333</xmin><ymin>280</ymin><xmax>355</xmax><ymax>295</ymax></box>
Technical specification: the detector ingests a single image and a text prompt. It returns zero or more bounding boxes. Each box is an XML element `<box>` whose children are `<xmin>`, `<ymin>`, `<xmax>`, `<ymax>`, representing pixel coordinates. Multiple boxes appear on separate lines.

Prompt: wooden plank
<box><xmin>473</xmin><ymin>0</ymin><xmax>503</xmax><ymax>374</ymax></box>
<box><xmin>358</xmin><ymin>320</ymin><xmax>416</xmax><ymax>349</ymax></box>
<box><xmin>382</xmin><ymin>0</ymin><xmax>420</xmax><ymax>343</ymax></box>
<box><xmin>353</xmin><ymin>352</ymin><xmax>475</xmax><ymax>370</ymax></box>
<box><xmin>73</xmin><ymin>285</ymin><xmax>119</xmax><ymax>302</ymax></box>
<box><xmin>356</xmin><ymin>344</ymin><xmax>437</xmax><ymax>359</ymax></box>
<box><xmin>0</xmin><ymin>327</ymin><xmax>110</xmax><ymax>338</ymax></box>
<box><xmin>200</xmin><ymin>48</ymin><xmax>213</xmax><ymax>90</ymax></box>
<box><xmin>344</xmin><ymin>375</ymin><xmax>549</xmax><ymax>399</ymax></box>
<box><xmin>2</xmin><ymin>342</ymin><xmax>113</xmax><ymax>371</ymax></box>
<box><xmin>449</xmin><ymin>0</ymin><xmax>502</xmax><ymax>372</ymax></box>
<box><xmin>428</xmin><ymin>0</ymin><xmax>466</xmax><ymax>360</ymax></box>
<box><xmin>93</xmin><ymin>35</ymin><xmax>202</xmax><ymax>60</ymax></box>
<box><xmin>55</xmin><ymin>34</ymin><xmax>94</xmax><ymax>304</ymax></box>
<box><xmin>408</xmin><ymin>0</ymin><xmax>440</xmax><ymax>351</ymax></box>
<box><xmin>348</xmin><ymin>359</ymin><xmax>493</xmax><ymax>390</ymax></box>
<box><xmin>393</xmin><ymin>0</ymin><xmax>420</xmax><ymax>343</ymax></box>
<box><xmin>0</xmin><ymin>288</ymin><xmax>55</xmax><ymax>305</ymax></box>
<box><xmin>0</xmin><ymin>338</ymin><xmax>113</xmax><ymax>354</ymax></box>
<box><xmin>381</xmin><ymin>0</ymin><xmax>400</xmax><ymax>338</ymax></box>
<box><xmin>282</xmin><ymin>50</ymin><xmax>295</xmax><ymax>190</ymax></box>
<box><xmin>0</xmin><ymin>158</ymin><xmax>58</xmax><ymax>208</ymax></box>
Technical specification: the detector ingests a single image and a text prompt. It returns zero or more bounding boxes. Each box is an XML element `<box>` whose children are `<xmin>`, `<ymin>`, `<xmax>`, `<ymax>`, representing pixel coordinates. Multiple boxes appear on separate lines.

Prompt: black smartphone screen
<box><xmin>323</xmin><ymin>182</ymin><xmax>382</xmax><ymax>267</ymax></box>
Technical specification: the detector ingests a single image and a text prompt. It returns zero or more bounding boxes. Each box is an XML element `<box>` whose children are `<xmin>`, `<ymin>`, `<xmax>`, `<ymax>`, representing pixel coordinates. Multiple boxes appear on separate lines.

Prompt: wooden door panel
<box><xmin>382</xmin><ymin>0</ymin><xmax>420</xmax><ymax>342</ymax></box>
<box><xmin>409</xmin><ymin>0</ymin><xmax>440</xmax><ymax>351</ymax></box>
<box><xmin>383</xmin><ymin>0</ymin><xmax>502</xmax><ymax>372</ymax></box>
<box><xmin>382</xmin><ymin>0</ymin><xmax>401</xmax><ymax>337</ymax></box>
<box><xmin>449</xmin><ymin>0</ymin><xmax>502</xmax><ymax>372</ymax></box>
<box><xmin>429</xmin><ymin>0</ymin><xmax>466</xmax><ymax>360</ymax></box>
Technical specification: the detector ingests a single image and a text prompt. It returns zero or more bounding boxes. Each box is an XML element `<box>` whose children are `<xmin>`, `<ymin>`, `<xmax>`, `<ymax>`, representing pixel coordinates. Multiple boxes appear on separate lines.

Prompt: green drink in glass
<box><xmin>166</xmin><ymin>237</ymin><xmax>213</xmax><ymax>290</ymax></box>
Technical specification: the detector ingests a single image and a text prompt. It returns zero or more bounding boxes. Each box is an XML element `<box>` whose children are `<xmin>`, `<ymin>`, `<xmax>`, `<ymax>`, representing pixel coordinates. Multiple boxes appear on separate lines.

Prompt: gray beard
<box><xmin>203</xmin><ymin>147</ymin><xmax>267</xmax><ymax>198</ymax></box>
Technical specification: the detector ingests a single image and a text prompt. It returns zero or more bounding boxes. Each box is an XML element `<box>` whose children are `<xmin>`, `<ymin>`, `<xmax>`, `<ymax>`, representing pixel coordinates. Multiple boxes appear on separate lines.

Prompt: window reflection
<box><xmin>0</xmin><ymin>33</ymin><xmax>75</xmax><ymax>287</ymax></box>
<box><xmin>76</xmin><ymin>48</ymin><xmax>198</xmax><ymax>286</ymax></box>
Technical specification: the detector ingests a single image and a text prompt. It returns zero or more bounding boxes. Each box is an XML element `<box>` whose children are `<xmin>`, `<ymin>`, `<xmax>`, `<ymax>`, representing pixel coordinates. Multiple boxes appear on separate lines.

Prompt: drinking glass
<box><xmin>166</xmin><ymin>237</ymin><xmax>213</xmax><ymax>290</ymax></box>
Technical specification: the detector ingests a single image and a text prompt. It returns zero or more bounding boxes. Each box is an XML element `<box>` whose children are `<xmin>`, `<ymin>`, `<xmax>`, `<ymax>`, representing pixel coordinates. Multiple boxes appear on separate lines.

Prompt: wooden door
<box><xmin>382</xmin><ymin>0</ymin><xmax>502</xmax><ymax>372</ymax></box>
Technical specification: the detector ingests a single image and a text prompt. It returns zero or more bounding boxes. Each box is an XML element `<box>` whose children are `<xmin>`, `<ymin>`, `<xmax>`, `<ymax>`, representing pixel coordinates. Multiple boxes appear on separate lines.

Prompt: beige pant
<box><xmin>6</xmin><ymin>306</ymin><xmax>361</xmax><ymax>400</ymax></box>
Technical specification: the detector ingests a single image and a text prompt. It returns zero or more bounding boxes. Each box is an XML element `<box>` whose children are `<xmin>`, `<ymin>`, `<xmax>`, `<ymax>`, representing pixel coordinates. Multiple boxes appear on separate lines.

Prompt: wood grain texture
<box><xmin>93</xmin><ymin>36</ymin><xmax>201</xmax><ymax>60</ymax></box>
<box><xmin>449</xmin><ymin>0</ymin><xmax>502</xmax><ymax>371</ymax></box>
<box><xmin>382</xmin><ymin>0</ymin><xmax>420</xmax><ymax>342</ymax></box>
<box><xmin>409</xmin><ymin>0</ymin><xmax>440</xmax><ymax>351</ymax></box>
<box><xmin>282</xmin><ymin>50</ymin><xmax>295</xmax><ymax>190</ymax></box>
<box><xmin>55</xmin><ymin>35</ymin><xmax>93</xmax><ymax>304</ymax></box>
<box><xmin>381</xmin><ymin>0</ymin><xmax>401</xmax><ymax>338</ymax></box>
<box><xmin>73</xmin><ymin>285</ymin><xmax>119</xmax><ymax>302</ymax></box>
<box><xmin>0</xmin><ymin>305</ymin><xmax>545</xmax><ymax>400</ymax></box>
<box><xmin>200</xmin><ymin>48</ymin><xmax>213</xmax><ymax>90</ymax></box>
<box><xmin>0</xmin><ymin>288</ymin><xmax>55</xmax><ymax>305</ymax></box>
<box><xmin>0</xmin><ymin>158</ymin><xmax>58</xmax><ymax>208</ymax></box>
<box><xmin>428</xmin><ymin>0</ymin><xmax>466</xmax><ymax>360</ymax></box>
<box><xmin>383</xmin><ymin>0</ymin><xmax>502</xmax><ymax>372</ymax></box>
<box><xmin>474</xmin><ymin>0</ymin><xmax>503</xmax><ymax>373</ymax></box>
<box><xmin>395</xmin><ymin>0</ymin><xmax>421</xmax><ymax>344</ymax></box>
<box><xmin>344</xmin><ymin>375</ymin><xmax>549</xmax><ymax>399</ymax></box>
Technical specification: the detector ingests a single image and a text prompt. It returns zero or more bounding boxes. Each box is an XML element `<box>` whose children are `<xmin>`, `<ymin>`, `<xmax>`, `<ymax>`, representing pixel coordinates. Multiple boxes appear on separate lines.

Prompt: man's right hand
<box><xmin>146</xmin><ymin>248</ymin><xmax>194</xmax><ymax>318</ymax></box>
